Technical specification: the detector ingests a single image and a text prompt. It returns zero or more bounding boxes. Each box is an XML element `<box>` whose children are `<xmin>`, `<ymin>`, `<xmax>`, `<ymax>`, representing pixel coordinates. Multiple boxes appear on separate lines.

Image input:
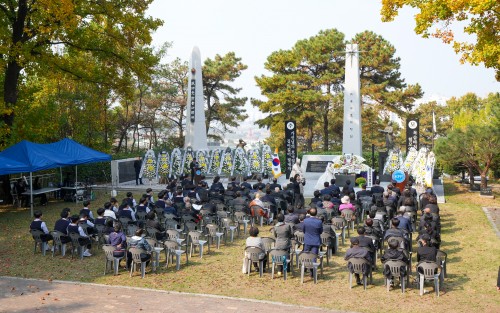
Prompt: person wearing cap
<box><xmin>339</xmin><ymin>195</ymin><xmax>355</xmax><ymax>213</ymax></box>
<box><xmin>302</xmin><ymin>208</ymin><xmax>322</xmax><ymax>255</ymax></box>
<box><xmin>345</xmin><ymin>237</ymin><xmax>372</xmax><ymax>285</ymax></box>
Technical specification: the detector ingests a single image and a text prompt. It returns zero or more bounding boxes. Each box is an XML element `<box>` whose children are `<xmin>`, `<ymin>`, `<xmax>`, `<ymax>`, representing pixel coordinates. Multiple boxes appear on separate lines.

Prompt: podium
<box><xmin>194</xmin><ymin>167</ymin><xmax>202</xmax><ymax>185</ymax></box>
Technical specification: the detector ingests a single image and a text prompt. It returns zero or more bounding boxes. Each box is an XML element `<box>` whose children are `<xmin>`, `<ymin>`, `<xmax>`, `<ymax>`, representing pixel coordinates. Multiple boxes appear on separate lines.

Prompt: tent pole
<box><xmin>60</xmin><ymin>167</ymin><xmax>62</xmax><ymax>185</ymax></box>
<box><xmin>29</xmin><ymin>172</ymin><xmax>33</xmax><ymax>217</ymax></box>
<box><xmin>76</xmin><ymin>165</ymin><xmax>78</xmax><ymax>186</ymax></box>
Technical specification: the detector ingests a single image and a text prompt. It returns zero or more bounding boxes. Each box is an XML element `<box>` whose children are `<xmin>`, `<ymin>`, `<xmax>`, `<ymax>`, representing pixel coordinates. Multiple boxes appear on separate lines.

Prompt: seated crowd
<box><xmin>29</xmin><ymin>173</ymin><xmax>445</xmax><ymax>288</ymax></box>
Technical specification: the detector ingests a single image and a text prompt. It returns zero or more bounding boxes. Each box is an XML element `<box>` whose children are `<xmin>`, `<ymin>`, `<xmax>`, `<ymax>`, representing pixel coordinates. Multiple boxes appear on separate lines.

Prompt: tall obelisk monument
<box><xmin>184</xmin><ymin>46</ymin><xmax>208</xmax><ymax>150</ymax></box>
<box><xmin>342</xmin><ymin>43</ymin><xmax>362</xmax><ymax>156</ymax></box>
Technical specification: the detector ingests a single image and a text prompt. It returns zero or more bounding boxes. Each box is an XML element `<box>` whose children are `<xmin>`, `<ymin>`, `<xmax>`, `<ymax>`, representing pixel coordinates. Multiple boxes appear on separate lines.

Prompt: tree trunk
<box><xmin>480</xmin><ymin>173</ymin><xmax>488</xmax><ymax>189</ymax></box>
<box><xmin>323</xmin><ymin>111</ymin><xmax>329</xmax><ymax>151</ymax></box>
<box><xmin>306</xmin><ymin>123</ymin><xmax>313</xmax><ymax>152</ymax></box>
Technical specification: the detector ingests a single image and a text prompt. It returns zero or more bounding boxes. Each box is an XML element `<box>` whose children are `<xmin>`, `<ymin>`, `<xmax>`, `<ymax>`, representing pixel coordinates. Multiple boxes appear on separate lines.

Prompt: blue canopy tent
<box><xmin>0</xmin><ymin>139</ymin><xmax>111</xmax><ymax>215</ymax></box>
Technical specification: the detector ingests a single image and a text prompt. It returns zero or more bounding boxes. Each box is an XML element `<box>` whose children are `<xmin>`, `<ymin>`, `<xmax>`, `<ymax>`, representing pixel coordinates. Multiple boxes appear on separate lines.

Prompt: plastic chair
<box><xmin>293</xmin><ymin>231</ymin><xmax>305</xmax><ymax>268</ymax></box>
<box><xmin>347</xmin><ymin>258</ymin><xmax>372</xmax><ymax>290</ymax></box>
<box><xmin>206</xmin><ymin>224</ymin><xmax>224</xmax><ymax>250</ymax></box>
<box><xmin>417</xmin><ymin>261</ymin><xmax>441</xmax><ymax>296</ymax></box>
<box><xmin>30</xmin><ymin>229</ymin><xmax>48</xmax><ymax>256</ymax></box>
<box><xmin>51</xmin><ymin>231</ymin><xmax>67</xmax><ymax>257</ymax></box>
<box><xmin>384</xmin><ymin>260</ymin><xmax>409</xmax><ymax>293</ymax></box>
<box><xmin>436</xmin><ymin>250</ymin><xmax>447</xmax><ymax>278</ymax></box>
<box><xmin>136</xmin><ymin>211</ymin><xmax>147</xmax><ymax>222</ymax></box>
<box><xmin>269</xmin><ymin>249</ymin><xmax>292</xmax><ymax>280</ymax></box>
<box><xmin>188</xmin><ymin>231</ymin><xmax>207</xmax><ymax>258</ymax></box>
<box><xmin>164</xmin><ymin>240</ymin><xmax>189</xmax><ymax>270</ymax></box>
<box><xmin>165</xmin><ymin>219</ymin><xmax>179</xmax><ymax>230</ymax></box>
<box><xmin>234</xmin><ymin>211</ymin><xmax>249</xmax><ymax>237</ymax></box>
<box><xmin>118</xmin><ymin>217</ymin><xmax>132</xmax><ymax>233</ymax></box>
<box><xmin>146</xmin><ymin>226</ymin><xmax>160</xmax><ymax>240</ymax></box>
<box><xmin>320</xmin><ymin>233</ymin><xmax>333</xmax><ymax>265</ymax></box>
<box><xmin>331</xmin><ymin>217</ymin><xmax>347</xmax><ymax>245</ymax></box>
<box><xmin>298</xmin><ymin>251</ymin><xmax>323</xmax><ymax>284</ymax></box>
<box><xmin>102</xmin><ymin>244</ymin><xmax>125</xmax><ymax>275</ymax></box>
<box><xmin>126</xmin><ymin>224</ymin><xmax>138</xmax><ymax>237</ymax></box>
<box><xmin>129</xmin><ymin>247</ymin><xmax>148</xmax><ymax>278</ymax></box>
<box><xmin>245</xmin><ymin>246</ymin><xmax>265</xmax><ymax>277</ymax></box>
<box><xmin>69</xmin><ymin>232</ymin><xmax>86</xmax><ymax>259</ymax></box>
<box><xmin>94</xmin><ymin>224</ymin><xmax>107</xmax><ymax>246</ymax></box>
<box><xmin>261</xmin><ymin>237</ymin><xmax>275</xmax><ymax>267</ymax></box>
<box><xmin>341</xmin><ymin>209</ymin><xmax>355</xmax><ymax>235</ymax></box>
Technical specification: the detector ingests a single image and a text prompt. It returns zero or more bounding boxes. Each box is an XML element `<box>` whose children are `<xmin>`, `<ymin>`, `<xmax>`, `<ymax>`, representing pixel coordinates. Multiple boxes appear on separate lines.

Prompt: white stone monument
<box><xmin>342</xmin><ymin>43</ymin><xmax>362</xmax><ymax>157</ymax></box>
<box><xmin>184</xmin><ymin>46</ymin><xmax>208</xmax><ymax>150</ymax></box>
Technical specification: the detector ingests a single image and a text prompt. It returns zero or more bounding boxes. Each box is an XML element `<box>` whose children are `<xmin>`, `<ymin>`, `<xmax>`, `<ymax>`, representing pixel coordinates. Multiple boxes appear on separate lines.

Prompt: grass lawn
<box><xmin>1</xmin><ymin>182</ymin><xmax>499</xmax><ymax>313</ymax></box>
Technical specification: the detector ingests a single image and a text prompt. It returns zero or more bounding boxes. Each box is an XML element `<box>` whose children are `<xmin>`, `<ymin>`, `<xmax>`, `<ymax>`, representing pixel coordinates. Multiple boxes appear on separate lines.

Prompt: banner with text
<box><xmin>285</xmin><ymin>120</ymin><xmax>297</xmax><ymax>179</ymax></box>
<box><xmin>406</xmin><ymin>118</ymin><xmax>419</xmax><ymax>153</ymax></box>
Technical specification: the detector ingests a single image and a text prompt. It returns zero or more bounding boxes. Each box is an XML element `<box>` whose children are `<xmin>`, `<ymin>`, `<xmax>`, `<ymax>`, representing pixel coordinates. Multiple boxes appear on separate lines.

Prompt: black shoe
<box><xmin>356</xmin><ymin>280</ymin><xmax>363</xmax><ymax>285</ymax></box>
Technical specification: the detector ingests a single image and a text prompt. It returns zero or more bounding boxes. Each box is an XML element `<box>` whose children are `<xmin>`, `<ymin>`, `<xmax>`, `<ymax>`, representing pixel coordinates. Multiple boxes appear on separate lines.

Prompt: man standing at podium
<box><xmin>190</xmin><ymin>158</ymin><xmax>199</xmax><ymax>184</ymax></box>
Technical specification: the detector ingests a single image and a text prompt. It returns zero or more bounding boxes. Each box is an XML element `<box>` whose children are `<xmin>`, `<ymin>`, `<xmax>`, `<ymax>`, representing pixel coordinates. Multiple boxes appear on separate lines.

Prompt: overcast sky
<box><xmin>147</xmin><ymin>0</ymin><xmax>498</xmax><ymax>141</ymax></box>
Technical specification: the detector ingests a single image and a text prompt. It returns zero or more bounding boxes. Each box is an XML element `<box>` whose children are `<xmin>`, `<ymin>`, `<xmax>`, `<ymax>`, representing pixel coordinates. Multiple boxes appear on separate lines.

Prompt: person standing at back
<box><xmin>134</xmin><ymin>156</ymin><xmax>143</xmax><ymax>185</ymax></box>
<box><xmin>302</xmin><ymin>208</ymin><xmax>323</xmax><ymax>255</ymax></box>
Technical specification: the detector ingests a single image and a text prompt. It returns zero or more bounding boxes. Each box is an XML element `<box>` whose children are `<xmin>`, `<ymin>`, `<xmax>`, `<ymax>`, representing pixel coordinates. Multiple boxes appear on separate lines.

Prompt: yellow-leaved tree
<box><xmin>381</xmin><ymin>0</ymin><xmax>500</xmax><ymax>81</ymax></box>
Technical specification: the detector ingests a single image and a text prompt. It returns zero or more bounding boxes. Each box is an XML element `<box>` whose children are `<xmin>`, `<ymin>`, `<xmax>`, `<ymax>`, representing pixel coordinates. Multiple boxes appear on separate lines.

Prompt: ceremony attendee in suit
<box><xmin>370</xmin><ymin>179</ymin><xmax>384</xmax><ymax>195</ymax></box>
<box><xmin>134</xmin><ymin>156</ymin><xmax>143</xmax><ymax>185</ymax></box>
<box><xmin>356</xmin><ymin>184</ymin><xmax>372</xmax><ymax>200</ymax></box>
<box><xmin>381</xmin><ymin>239</ymin><xmax>409</xmax><ymax>283</ymax></box>
<box><xmin>227</xmin><ymin>176</ymin><xmax>241</xmax><ymax>191</ymax></box>
<box><xmin>320</xmin><ymin>182</ymin><xmax>331</xmax><ymax>197</ymax></box>
<box><xmin>284</xmin><ymin>206</ymin><xmax>299</xmax><ymax>224</ymax></box>
<box><xmin>342</xmin><ymin>180</ymin><xmax>355</xmax><ymax>195</ymax></box>
<box><xmin>210</xmin><ymin>176</ymin><xmax>225</xmax><ymax>193</ymax></box>
<box><xmin>310</xmin><ymin>190</ymin><xmax>322</xmax><ymax>205</ymax></box>
<box><xmin>252</xmin><ymin>177</ymin><xmax>266</xmax><ymax>191</ymax></box>
<box><xmin>329</xmin><ymin>178</ymin><xmax>341</xmax><ymax>196</ymax></box>
<box><xmin>302</xmin><ymin>208</ymin><xmax>322</xmax><ymax>255</ymax></box>
<box><xmin>345</xmin><ymin>237</ymin><xmax>372</xmax><ymax>285</ymax></box>
<box><xmin>416</xmin><ymin>234</ymin><xmax>437</xmax><ymax>274</ymax></box>
<box><xmin>355</xmin><ymin>227</ymin><xmax>375</xmax><ymax>260</ymax></box>
<box><xmin>396</xmin><ymin>207</ymin><xmax>413</xmax><ymax>233</ymax></box>
<box><xmin>269</xmin><ymin>177</ymin><xmax>282</xmax><ymax>191</ymax></box>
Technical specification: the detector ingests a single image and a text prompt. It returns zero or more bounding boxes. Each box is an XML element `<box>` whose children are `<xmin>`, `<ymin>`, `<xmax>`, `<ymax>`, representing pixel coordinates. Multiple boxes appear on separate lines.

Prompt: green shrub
<box><xmin>355</xmin><ymin>177</ymin><xmax>366</xmax><ymax>186</ymax></box>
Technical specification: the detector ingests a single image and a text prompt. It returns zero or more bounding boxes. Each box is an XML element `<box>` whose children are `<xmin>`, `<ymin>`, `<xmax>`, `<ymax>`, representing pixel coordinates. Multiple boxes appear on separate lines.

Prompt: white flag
<box><xmin>432</xmin><ymin>111</ymin><xmax>437</xmax><ymax>133</ymax></box>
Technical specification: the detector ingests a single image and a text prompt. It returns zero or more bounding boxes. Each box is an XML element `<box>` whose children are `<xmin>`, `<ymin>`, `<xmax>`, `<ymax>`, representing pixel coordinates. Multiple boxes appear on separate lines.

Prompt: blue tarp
<box><xmin>0</xmin><ymin>139</ymin><xmax>111</xmax><ymax>175</ymax></box>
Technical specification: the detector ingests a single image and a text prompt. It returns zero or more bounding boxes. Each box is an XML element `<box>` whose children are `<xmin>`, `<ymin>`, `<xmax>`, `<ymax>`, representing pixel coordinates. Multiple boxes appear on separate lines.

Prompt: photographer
<box><xmin>292</xmin><ymin>174</ymin><xmax>306</xmax><ymax>210</ymax></box>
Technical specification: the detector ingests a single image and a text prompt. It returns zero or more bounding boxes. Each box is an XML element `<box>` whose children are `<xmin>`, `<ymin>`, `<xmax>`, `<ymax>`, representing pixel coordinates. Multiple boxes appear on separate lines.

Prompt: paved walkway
<box><xmin>0</xmin><ymin>276</ymin><xmax>349</xmax><ymax>313</ymax></box>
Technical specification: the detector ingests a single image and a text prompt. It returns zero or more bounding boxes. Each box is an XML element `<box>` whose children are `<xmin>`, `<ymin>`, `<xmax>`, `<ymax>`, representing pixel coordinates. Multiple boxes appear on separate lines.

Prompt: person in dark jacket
<box><xmin>134</xmin><ymin>156</ymin><xmax>143</xmax><ymax>185</ymax></box>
